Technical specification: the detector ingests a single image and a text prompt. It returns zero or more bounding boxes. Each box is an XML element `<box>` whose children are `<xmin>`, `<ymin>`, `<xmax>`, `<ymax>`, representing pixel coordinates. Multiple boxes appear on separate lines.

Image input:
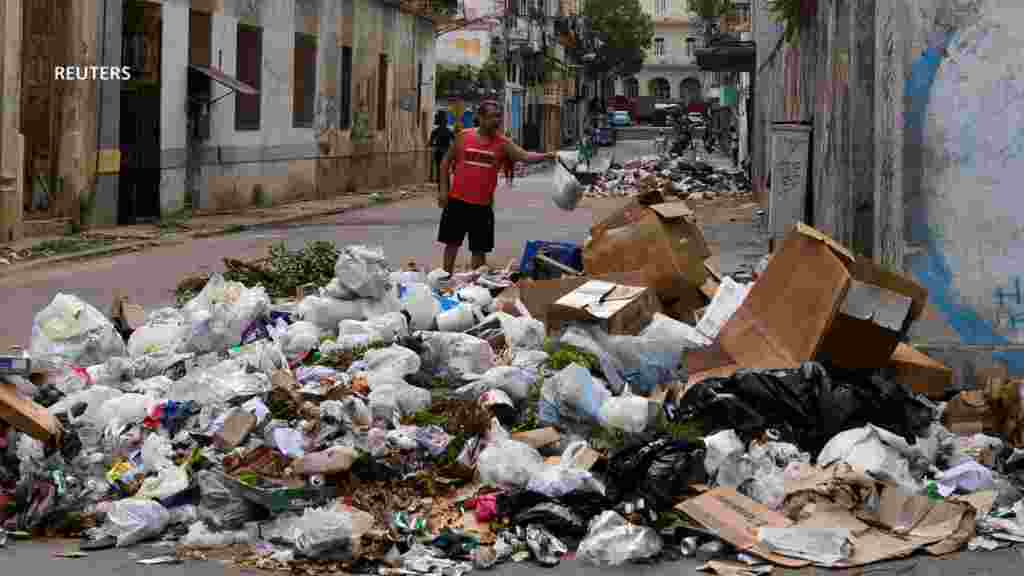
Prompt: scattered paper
<box><xmin>757</xmin><ymin>527</ymin><xmax>852</xmax><ymax>567</ymax></box>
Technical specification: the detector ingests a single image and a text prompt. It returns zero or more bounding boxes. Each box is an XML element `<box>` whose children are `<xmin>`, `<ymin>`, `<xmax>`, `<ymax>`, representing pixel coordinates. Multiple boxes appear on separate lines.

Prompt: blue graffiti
<box><xmin>904</xmin><ymin>30</ymin><xmax>1024</xmax><ymax>374</ymax></box>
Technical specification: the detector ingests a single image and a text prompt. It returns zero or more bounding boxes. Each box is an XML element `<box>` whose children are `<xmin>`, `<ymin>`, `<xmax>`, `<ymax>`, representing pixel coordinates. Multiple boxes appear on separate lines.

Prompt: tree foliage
<box><xmin>435</xmin><ymin>58</ymin><xmax>505</xmax><ymax>97</ymax></box>
<box><xmin>685</xmin><ymin>0</ymin><xmax>734</xmax><ymax>38</ymax></box>
<box><xmin>581</xmin><ymin>0</ymin><xmax>655</xmax><ymax>78</ymax></box>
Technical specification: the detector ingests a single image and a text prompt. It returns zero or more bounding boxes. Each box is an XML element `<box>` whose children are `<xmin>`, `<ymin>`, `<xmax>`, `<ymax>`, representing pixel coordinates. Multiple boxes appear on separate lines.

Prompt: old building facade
<box><xmin>0</xmin><ymin>0</ymin><xmax>441</xmax><ymax>238</ymax></box>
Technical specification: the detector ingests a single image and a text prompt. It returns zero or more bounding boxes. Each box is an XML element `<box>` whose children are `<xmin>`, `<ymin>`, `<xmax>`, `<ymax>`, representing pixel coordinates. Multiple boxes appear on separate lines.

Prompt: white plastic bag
<box><xmin>359</xmin><ymin>344</ymin><xmax>421</xmax><ymax>377</ymax></box>
<box><xmin>104</xmin><ymin>499</ymin><xmax>171</xmax><ymax>547</ymax></box>
<box><xmin>167</xmin><ymin>358</ymin><xmax>271</xmax><ymax>405</ymax></box>
<box><xmin>600</xmin><ymin>394</ymin><xmax>652</xmax><ymax>434</ymax></box>
<box><xmin>817</xmin><ymin>424</ymin><xmax>927</xmax><ymax>491</ymax></box>
<box><xmin>297</xmin><ymin>296</ymin><xmax>367</xmax><ymax>333</ymax></box>
<box><xmin>365</xmin><ymin>372</ymin><xmax>431</xmax><ymax>416</ymax></box>
<box><xmin>577</xmin><ymin>511</ymin><xmax>663</xmax><ymax>566</ymax></box>
<box><xmin>30</xmin><ymin>293</ymin><xmax>127</xmax><ymax>367</ymax></box>
<box><xmin>323</xmin><ymin>277</ymin><xmax>358</xmax><ymax>300</ymax></box>
<box><xmin>402</xmin><ymin>283</ymin><xmax>440</xmax><ymax>331</ymax></box>
<box><xmin>538</xmin><ymin>364</ymin><xmax>612</xmax><ymax>429</ymax></box>
<box><xmin>180</xmin><ymin>274</ymin><xmax>271</xmax><ymax>354</ymax></box>
<box><xmin>334</xmin><ymin>245</ymin><xmax>391</xmax><ymax>299</ymax></box>
<box><xmin>182</xmin><ymin>521</ymin><xmax>252</xmax><ymax>548</ymax></box>
<box><xmin>485</xmin><ymin>312</ymin><xmax>545</xmax><ymax>351</ymax></box>
<box><xmin>552</xmin><ymin>160</ymin><xmax>582</xmax><ymax>211</ymax></box>
<box><xmin>455</xmin><ymin>366</ymin><xmax>536</xmax><ymax>403</ymax></box>
<box><xmin>420</xmin><ymin>332</ymin><xmax>496</xmax><ymax>379</ymax></box>
<box><xmin>127</xmin><ymin>308</ymin><xmax>187</xmax><ymax>357</ymax></box>
<box><xmin>293</xmin><ymin>507</ymin><xmax>355</xmax><ymax>558</ymax></box>
<box><xmin>640</xmin><ymin>313</ymin><xmax>711</xmax><ymax>349</ymax></box>
<box><xmin>336</xmin><ymin>313</ymin><xmax>409</xmax><ymax>351</ymax></box>
<box><xmin>704</xmin><ymin>429</ymin><xmax>746</xmax><ymax>478</ymax></box>
<box><xmin>278</xmin><ymin>320</ymin><xmax>321</xmax><ymax>362</ymax></box>
<box><xmin>526</xmin><ymin>464</ymin><xmax>605</xmax><ymax>498</ymax></box>
<box><xmin>98</xmin><ymin>393</ymin><xmax>160</xmax><ymax>433</ymax></box>
<box><xmin>478</xmin><ymin>439</ymin><xmax>545</xmax><ymax>488</ymax></box>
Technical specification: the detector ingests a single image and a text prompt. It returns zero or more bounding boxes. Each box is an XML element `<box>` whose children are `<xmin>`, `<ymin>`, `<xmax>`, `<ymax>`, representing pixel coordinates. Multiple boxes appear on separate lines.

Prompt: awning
<box><xmin>188</xmin><ymin>65</ymin><xmax>259</xmax><ymax>95</ymax></box>
<box><xmin>695</xmin><ymin>42</ymin><xmax>755</xmax><ymax>73</ymax></box>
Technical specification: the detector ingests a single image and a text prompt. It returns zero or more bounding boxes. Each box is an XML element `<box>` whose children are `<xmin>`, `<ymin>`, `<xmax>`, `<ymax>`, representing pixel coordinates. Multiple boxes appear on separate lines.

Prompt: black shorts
<box><xmin>438</xmin><ymin>197</ymin><xmax>495</xmax><ymax>253</ymax></box>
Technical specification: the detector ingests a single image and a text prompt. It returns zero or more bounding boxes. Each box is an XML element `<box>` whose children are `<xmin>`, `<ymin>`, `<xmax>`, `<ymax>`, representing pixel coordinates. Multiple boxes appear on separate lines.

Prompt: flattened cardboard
<box><xmin>887</xmin><ymin>343</ymin><xmax>954</xmax><ymax>400</ymax></box>
<box><xmin>716</xmin><ymin>223</ymin><xmax>927</xmax><ymax>372</ymax></box>
<box><xmin>675</xmin><ymin>488</ymin><xmax>810</xmax><ymax>568</ymax></box>
<box><xmin>511</xmin><ymin>428</ymin><xmax>561</xmax><ymax>449</ymax></box>
<box><xmin>548</xmin><ymin>281</ymin><xmax>661</xmax><ymax>336</ymax></box>
<box><xmin>0</xmin><ymin>380</ymin><xmax>61</xmax><ymax>442</ymax></box>
<box><xmin>584</xmin><ymin>201</ymin><xmax>710</xmax><ymax>301</ymax></box>
<box><xmin>110</xmin><ymin>295</ymin><xmax>146</xmax><ymax>331</ymax></box>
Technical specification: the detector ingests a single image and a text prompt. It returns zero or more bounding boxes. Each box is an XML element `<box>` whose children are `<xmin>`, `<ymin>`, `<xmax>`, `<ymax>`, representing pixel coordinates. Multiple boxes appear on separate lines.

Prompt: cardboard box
<box><xmin>215</xmin><ymin>408</ymin><xmax>258</xmax><ymax>450</ymax></box>
<box><xmin>110</xmin><ymin>294</ymin><xmax>146</xmax><ymax>332</ymax></box>
<box><xmin>547</xmin><ymin>280</ymin><xmax>661</xmax><ymax>336</ymax></box>
<box><xmin>511</xmin><ymin>427</ymin><xmax>561</xmax><ymax>450</ymax></box>
<box><xmin>714</xmin><ymin>223</ymin><xmax>927</xmax><ymax>372</ymax></box>
<box><xmin>517</xmin><ymin>270</ymin><xmax>650</xmax><ymax>330</ymax></box>
<box><xmin>584</xmin><ymin>201</ymin><xmax>711</xmax><ymax>302</ymax></box>
<box><xmin>942</xmin><ymin>390</ymin><xmax>995</xmax><ymax>435</ymax></box>
<box><xmin>0</xmin><ymin>380</ymin><xmax>61</xmax><ymax>443</ymax></box>
<box><xmin>887</xmin><ymin>343</ymin><xmax>954</xmax><ymax>400</ymax></box>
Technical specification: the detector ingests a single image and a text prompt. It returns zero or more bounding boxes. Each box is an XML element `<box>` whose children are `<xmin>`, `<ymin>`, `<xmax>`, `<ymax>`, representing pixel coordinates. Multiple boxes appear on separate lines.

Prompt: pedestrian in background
<box><xmin>429</xmin><ymin>111</ymin><xmax>454</xmax><ymax>183</ymax></box>
<box><xmin>437</xmin><ymin>100</ymin><xmax>557</xmax><ymax>274</ymax></box>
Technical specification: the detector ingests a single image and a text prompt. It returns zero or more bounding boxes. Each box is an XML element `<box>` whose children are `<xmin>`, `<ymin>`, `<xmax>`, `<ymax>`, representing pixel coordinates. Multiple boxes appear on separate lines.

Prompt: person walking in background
<box><xmin>437</xmin><ymin>100</ymin><xmax>557</xmax><ymax>274</ymax></box>
<box><xmin>429</xmin><ymin>111</ymin><xmax>454</xmax><ymax>183</ymax></box>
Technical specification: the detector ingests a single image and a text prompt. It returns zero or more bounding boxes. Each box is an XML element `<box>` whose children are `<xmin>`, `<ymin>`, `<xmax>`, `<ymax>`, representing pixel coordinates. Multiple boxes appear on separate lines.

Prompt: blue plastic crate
<box><xmin>519</xmin><ymin>241</ymin><xmax>583</xmax><ymax>279</ymax></box>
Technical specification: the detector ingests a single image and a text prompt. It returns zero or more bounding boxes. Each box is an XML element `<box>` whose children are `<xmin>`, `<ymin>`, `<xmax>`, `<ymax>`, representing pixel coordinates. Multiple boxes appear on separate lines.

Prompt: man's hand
<box><xmin>545</xmin><ymin>151</ymin><xmax>558</xmax><ymax>161</ymax></box>
<box><xmin>437</xmin><ymin>187</ymin><xmax>448</xmax><ymax>209</ymax></box>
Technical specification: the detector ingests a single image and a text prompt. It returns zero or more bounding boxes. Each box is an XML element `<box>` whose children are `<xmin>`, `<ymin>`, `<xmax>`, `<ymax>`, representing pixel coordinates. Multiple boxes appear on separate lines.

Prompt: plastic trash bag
<box><xmin>323</xmin><ymin>277</ymin><xmax>358</xmax><ymax>300</ymax></box>
<box><xmin>180</xmin><ymin>274</ymin><xmax>271</xmax><ymax>354</ymax></box>
<box><xmin>478</xmin><ymin>312</ymin><xmax>545</xmax><ymax>351</ymax></box>
<box><xmin>538</xmin><ymin>364</ymin><xmax>612</xmax><ymax>430</ymax></box>
<box><xmin>196</xmin><ymin>470</ymin><xmax>259</xmax><ymax>530</ymax></box>
<box><xmin>296</xmin><ymin>296</ymin><xmax>367</xmax><ymax>333</ymax></box>
<box><xmin>704</xmin><ymin>429</ymin><xmax>746</xmax><ymax>478</ymax></box>
<box><xmin>103</xmin><ymin>499</ymin><xmax>171</xmax><ymax>547</ymax></box>
<box><xmin>358</xmin><ymin>344</ymin><xmax>421</xmax><ymax>377</ymax></box>
<box><xmin>334</xmin><ymin>245</ymin><xmax>391</xmax><ymax>300</ymax></box>
<box><xmin>577</xmin><ymin>511</ymin><xmax>663</xmax><ymax>566</ymax></box>
<box><xmin>817</xmin><ymin>424</ymin><xmax>932</xmax><ymax>491</ymax></box>
<box><xmin>127</xmin><ymin>308</ymin><xmax>188</xmax><ymax>357</ymax></box>
<box><xmin>182</xmin><ymin>521</ymin><xmax>252</xmax><ymax>548</ymax></box>
<box><xmin>717</xmin><ymin>441</ymin><xmax>809</xmax><ymax>510</ymax></box>
<box><xmin>402</xmin><ymin>283</ymin><xmax>441</xmax><ymax>331</ymax></box>
<box><xmin>293</xmin><ymin>507</ymin><xmax>355</xmax><ymax>559</ymax></box>
<box><xmin>608</xmin><ymin>439</ymin><xmax>707</xmax><ymax>508</ymax></box>
<box><xmin>279</xmin><ymin>321</ymin><xmax>321</xmax><ymax>363</ymax></box>
<box><xmin>419</xmin><ymin>332</ymin><xmax>496</xmax><ymax>379</ymax></box>
<box><xmin>30</xmin><ymin>293</ymin><xmax>127</xmax><ymax>367</ymax></box>
<box><xmin>98</xmin><ymin>393</ymin><xmax>159</xmax><ymax>433</ymax></box>
<box><xmin>478</xmin><ymin>439</ymin><xmax>545</xmax><ymax>488</ymax></box>
<box><xmin>526</xmin><ymin>525</ymin><xmax>569</xmax><ymax>566</ymax></box>
<box><xmin>526</xmin><ymin>463</ymin><xmax>605</xmax><ymax>498</ymax></box>
<box><xmin>512</xmin><ymin>350</ymin><xmax>549</xmax><ymax>373</ymax></box>
<box><xmin>560</xmin><ymin>325</ymin><xmax>682</xmax><ymax>396</ymax></box>
<box><xmin>552</xmin><ymin>159</ymin><xmax>582</xmax><ymax>211</ymax></box>
<box><xmin>676</xmin><ymin>362</ymin><xmax>934</xmax><ymax>458</ymax></box>
<box><xmin>600</xmin><ymin>393</ymin><xmax>653</xmax><ymax>434</ymax></box>
<box><xmin>166</xmin><ymin>357</ymin><xmax>271</xmax><ymax>405</ymax></box>
<box><xmin>937</xmin><ymin>460</ymin><xmax>996</xmax><ymax>497</ymax></box>
<box><xmin>454</xmin><ymin>366</ymin><xmax>536</xmax><ymax>403</ymax></box>
<box><xmin>640</xmin><ymin>313</ymin><xmax>710</xmax><ymax>349</ymax></box>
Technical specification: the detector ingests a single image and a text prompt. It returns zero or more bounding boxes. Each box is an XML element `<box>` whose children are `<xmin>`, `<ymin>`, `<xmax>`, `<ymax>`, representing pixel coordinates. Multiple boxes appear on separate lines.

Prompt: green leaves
<box><xmin>581</xmin><ymin>0</ymin><xmax>654</xmax><ymax>77</ymax></box>
<box><xmin>767</xmin><ymin>0</ymin><xmax>806</xmax><ymax>43</ymax></box>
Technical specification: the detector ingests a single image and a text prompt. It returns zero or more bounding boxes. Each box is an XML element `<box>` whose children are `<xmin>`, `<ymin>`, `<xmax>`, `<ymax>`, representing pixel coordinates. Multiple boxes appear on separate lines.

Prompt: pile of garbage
<box><xmin>585</xmin><ymin>156</ymin><xmax>751</xmax><ymax>201</ymax></box>
<box><xmin>0</xmin><ymin>198</ymin><xmax>1021</xmax><ymax>573</ymax></box>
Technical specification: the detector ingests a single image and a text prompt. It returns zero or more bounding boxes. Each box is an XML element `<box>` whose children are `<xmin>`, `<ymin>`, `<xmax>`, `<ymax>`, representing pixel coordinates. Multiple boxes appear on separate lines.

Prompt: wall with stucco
<box><xmin>891</xmin><ymin>0</ymin><xmax>1024</xmax><ymax>375</ymax></box>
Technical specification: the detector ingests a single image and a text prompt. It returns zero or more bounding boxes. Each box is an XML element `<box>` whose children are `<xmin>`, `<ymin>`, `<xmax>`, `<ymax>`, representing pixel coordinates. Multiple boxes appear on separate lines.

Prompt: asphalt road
<box><xmin>0</xmin><ymin>141</ymin><xmax>654</xmax><ymax>352</ymax></box>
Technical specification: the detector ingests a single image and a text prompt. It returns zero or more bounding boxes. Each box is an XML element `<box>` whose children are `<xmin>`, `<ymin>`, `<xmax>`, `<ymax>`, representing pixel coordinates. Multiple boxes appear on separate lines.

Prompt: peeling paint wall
<box><xmin>897</xmin><ymin>0</ymin><xmax>1024</xmax><ymax>374</ymax></box>
<box><xmin>155</xmin><ymin>0</ymin><xmax>433</xmax><ymax>212</ymax></box>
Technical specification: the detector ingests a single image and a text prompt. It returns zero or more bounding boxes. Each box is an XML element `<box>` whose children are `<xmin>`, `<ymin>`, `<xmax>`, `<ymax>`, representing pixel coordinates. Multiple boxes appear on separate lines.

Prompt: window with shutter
<box><xmin>293</xmin><ymin>33</ymin><xmax>317</xmax><ymax>128</ymax></box>
<box><xmin>235</xmin><ymin>24</ymin><xmax>262</xmax><ymax>131</ymax></box>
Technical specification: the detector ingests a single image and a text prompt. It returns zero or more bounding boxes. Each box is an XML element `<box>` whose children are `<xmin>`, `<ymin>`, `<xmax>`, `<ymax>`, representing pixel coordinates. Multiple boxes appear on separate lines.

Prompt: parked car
<box><xmin>611</xmin><ymin>111</ymin><xmax>632</xmax><ymax>127</ymax></box>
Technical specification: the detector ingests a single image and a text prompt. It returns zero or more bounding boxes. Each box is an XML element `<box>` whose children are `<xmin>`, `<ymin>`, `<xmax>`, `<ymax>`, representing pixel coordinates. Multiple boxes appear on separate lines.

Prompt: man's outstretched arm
<box><xmin>439</xmin><ymin>133</ymin><xmax>463</xmax><ymax>207</ymax></box>
<box><xmin>504</xmin><ymin>141</ymin><xmax>557</xmax><ymax>164</ymax></box>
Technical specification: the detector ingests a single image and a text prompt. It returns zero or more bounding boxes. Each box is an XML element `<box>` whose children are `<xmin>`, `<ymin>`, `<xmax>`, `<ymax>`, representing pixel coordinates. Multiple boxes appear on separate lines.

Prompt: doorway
<box><xmin>119</xmin><ymin>1</ymin><xmax>162</xmax><ymax>224</ymax></box>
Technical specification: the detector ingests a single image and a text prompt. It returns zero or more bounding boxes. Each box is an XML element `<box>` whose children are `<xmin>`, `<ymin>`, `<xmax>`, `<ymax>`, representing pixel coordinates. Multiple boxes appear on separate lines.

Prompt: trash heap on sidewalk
<box><xmin>1</xmin><ymin>198</ymin><xmax>1021</xmax><ymax>573</ymax></box>
<box><xmin>584</xmin><ymin>156</ymin><xmax>751</xmax><ymax>201</ymax></box>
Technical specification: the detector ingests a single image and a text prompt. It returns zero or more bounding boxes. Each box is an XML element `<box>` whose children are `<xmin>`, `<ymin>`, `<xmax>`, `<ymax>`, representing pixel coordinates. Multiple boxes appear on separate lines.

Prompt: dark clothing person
<box><xmin>430</xmin><ymin>123</ymin><xmax>454</xmax><ymax>183</ymax></box>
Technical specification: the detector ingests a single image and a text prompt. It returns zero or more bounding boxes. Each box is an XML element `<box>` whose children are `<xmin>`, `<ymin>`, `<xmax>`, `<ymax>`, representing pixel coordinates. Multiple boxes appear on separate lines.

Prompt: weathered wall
<box><xmin>436</xmin><ymin>29</ymin><xmax>492</xmax><ymax>67</ymax></box>
<box><xmin>893</xmin><ymin>0</ymin><xmax>1024</xmax><ymax>375</ymax></box>
<box><xmin>160</xmin><ymin>0</ymin><xmax>188</xmax><ymax>215</ymax></box>
<box><xmin>0</xmin><ymin>0</ymin><xmax>24</xmax><ymax>242</ymax></box>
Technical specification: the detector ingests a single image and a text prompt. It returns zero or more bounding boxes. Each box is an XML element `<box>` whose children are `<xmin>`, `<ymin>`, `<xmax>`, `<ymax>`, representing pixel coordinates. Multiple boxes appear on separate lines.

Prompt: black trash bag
<box><xmin>676</xmin><ymin>362</ymin><xmax>933</xmax><ymax>457</ymax></box>
<box><xmin>607</xmin><ymin>439</ymin><xmax>706</xmax><ymax>509</ymax></box>
<box><xmin>512</xmin><ymin>502</ymin><xmax>587</xmax><ymax>538</ymax></box>
<box><xmin>498</xmin><ymin>490</ymin><xmax>613</xmax><ymax>525</ymax></box>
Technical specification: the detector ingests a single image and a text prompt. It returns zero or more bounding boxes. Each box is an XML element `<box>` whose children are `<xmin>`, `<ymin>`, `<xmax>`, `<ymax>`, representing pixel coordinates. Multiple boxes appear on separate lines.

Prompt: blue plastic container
<box><xmin>519</xmin><ymin>241</ymin><xmax>583</xmax><ymax>279</ymax></box>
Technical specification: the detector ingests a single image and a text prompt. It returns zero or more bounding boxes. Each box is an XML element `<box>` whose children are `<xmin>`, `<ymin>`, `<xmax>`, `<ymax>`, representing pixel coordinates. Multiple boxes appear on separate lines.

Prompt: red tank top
<box><xmin>450</xmin><ymin>129</ymin><xmax>508</xmax><ymax>206</ymax></box>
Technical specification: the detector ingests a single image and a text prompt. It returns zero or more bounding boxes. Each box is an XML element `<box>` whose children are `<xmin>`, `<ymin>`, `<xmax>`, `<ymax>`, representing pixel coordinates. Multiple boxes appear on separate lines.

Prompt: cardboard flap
<box><xmin>716</xmin><ymin>230</ymin><xmax>850</xmax><ymax>370</ymax></box>
<box><xmin>649</xmin><ymin>201</ymin><xmax>694</xmax><ymax>219</ymax></box>
<box><xmin>841</xmin><ymin>280</ymin><xmax>914</xmax><ymax>331</ymax></box>
<box><xmin>676</xmin><ymin>488</ymin><xmax>809</xmax><ymax>568</ymax></box>
<box><xmin>850</xmin><ymin>256</ymin><xmax>929</xmax><ymax>328</ymax></box>
<box><xmin>554</xmin><ymin>281</ymin><xmax>647</xmax><ymax>320</ymax></box>
<box><xmin>795</xmin><ymin>222</ymin><xmax>855</xmax><ymax>263</ymax></box>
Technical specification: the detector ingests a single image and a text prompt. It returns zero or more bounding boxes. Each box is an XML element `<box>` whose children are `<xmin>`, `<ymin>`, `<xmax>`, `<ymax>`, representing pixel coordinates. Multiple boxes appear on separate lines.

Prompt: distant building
<box><xmin>614</xmin><ymin>0</ymin><xmax>704</xmax><ymax>104</ymax></box>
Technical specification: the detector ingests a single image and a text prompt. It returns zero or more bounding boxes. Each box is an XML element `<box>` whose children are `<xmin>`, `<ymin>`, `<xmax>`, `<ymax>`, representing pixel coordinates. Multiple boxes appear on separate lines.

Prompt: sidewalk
<box><xmin>0</xmin><ymin>182</ymin><xmax>437</xmax><ymax>278</ymax></box>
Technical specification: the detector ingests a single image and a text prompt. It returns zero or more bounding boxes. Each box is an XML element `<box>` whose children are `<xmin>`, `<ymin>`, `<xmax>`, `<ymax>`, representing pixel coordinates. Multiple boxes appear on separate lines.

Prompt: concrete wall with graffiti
<box><xmin>888</xmin><ymin>0</ymin><xmax>1024</xmax><ymax>373</ymax></box>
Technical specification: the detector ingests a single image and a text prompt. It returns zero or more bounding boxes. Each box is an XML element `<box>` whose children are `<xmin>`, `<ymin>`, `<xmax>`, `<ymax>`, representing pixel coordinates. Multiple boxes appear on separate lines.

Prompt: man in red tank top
<box><xmin>437</xmin><ymin>100</ymin><xmax>556</xmax><ymax>274</ymax></box>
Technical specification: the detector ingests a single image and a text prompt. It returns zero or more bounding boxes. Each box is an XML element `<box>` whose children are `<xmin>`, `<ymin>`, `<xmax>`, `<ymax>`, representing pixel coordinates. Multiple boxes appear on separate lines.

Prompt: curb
<box><xmin>0</xmin><ymin>191</ymin><xmax>419</xmax><ymax>279</ymax></box>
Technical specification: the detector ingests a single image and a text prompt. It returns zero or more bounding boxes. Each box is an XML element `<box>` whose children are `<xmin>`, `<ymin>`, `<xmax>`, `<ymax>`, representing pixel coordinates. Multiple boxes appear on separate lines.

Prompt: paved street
<box><xmin>0</xmin><ymin>141</ymin><xmax>657</xmax><ymax>352</ymax></box>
